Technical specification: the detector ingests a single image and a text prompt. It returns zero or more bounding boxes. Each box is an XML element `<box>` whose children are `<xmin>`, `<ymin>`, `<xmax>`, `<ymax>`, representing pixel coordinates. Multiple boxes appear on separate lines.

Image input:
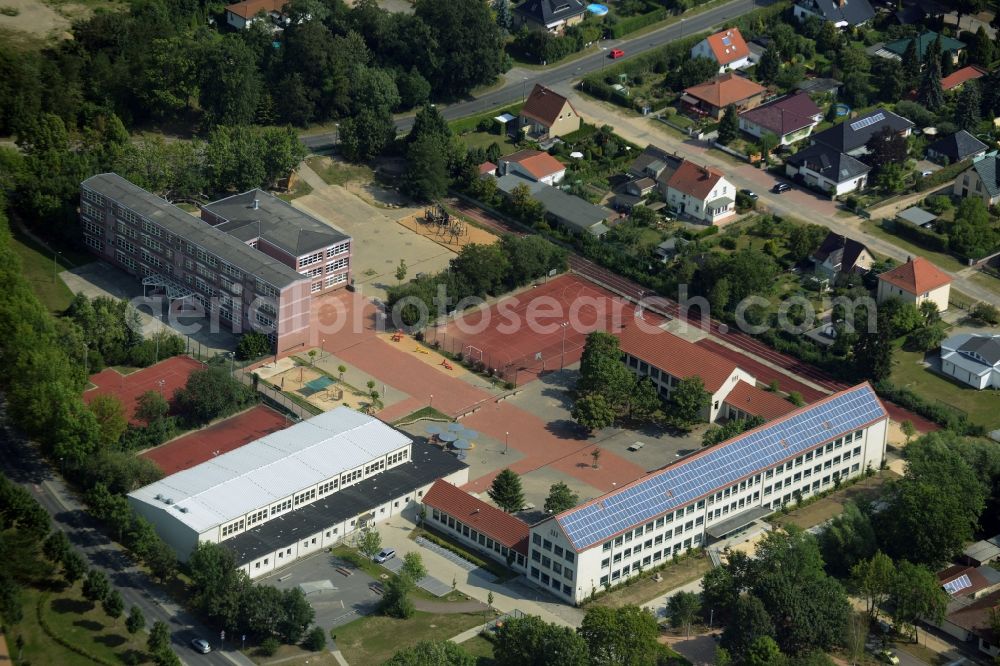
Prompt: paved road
<box><xmin>0</xmin><ymin>400</ymin><xmax>253</xmax><ymax>666</ymax></box>
<box><xmin>302</xmin><ymin>0</ymin><xmax>769</xmax><ymax>149</ymax></box>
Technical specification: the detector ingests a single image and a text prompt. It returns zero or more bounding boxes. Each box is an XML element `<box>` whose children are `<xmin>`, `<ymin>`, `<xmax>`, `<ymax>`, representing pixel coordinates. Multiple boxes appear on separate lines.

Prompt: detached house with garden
<box><xmin>793</xmin><ymin>0</ymin><xmax>874</xmax><ymax>27</ymax></box>
<box><xmin>738</xmin><ymin>92</ymin><xmax>823</xmax><ymax>146</ymax></box>
<box><xmin>954</xmin><ymin>152</ymin><xmax>1000</xmax><ymax>207</ymax></box>
<box><xmin>662</xmin><ymin>160</ymin><xmax>736</xmax><ymax>225</ymax></box>
<box><xmin>690</xmin><ymin>27</ymin><xmax>751</xmax><ymax>74</ymax></box>
<box><xmin>681</xmin><ymin>73</ymin><xmax>766</xmax><ymax>120</ymax></box>
<box><xmin>513</xmin><ymin>0</ymin><xmax>586</xmax><ymax>34</ymax></box>
<box><xmin>518</xmin><ymin>84</ymin><xmax>582</xmax><ymax>141</ymax></box>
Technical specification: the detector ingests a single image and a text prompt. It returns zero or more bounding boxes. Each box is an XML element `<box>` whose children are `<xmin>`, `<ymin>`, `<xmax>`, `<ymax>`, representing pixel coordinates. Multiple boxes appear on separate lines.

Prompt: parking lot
<box><xmin>261</xmin><ymin>550</ymin><xmax>384</xmax><ymax>630</ymax></box>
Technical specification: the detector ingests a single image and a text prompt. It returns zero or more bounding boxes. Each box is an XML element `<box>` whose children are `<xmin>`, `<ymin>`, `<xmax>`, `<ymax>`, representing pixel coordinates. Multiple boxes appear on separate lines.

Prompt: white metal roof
<box><xmin>128</xmin><ymin>407</ymin><xmax>411</xmax><ymax>534</ymax></box>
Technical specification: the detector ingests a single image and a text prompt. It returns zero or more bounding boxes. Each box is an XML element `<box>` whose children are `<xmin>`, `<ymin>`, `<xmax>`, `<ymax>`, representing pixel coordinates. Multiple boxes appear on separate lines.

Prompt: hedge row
<box><xmin>608</xmin><ymin>8</ymin><xmax>668</xmax><ymax>38</ymax></box>
<box><xmin>887</xmin><ymin>217</ymin><xmax>950</xmax><ymax>252</ymax></box>
<box><xmin>873</xmin><ymin>380</ymin><xmax>986</xmax><ymax>436</ymax></box>
<box><xmin>912</xmin><ymin>158</ymin><xmax>972</xmax><ymax>192</ymax></box>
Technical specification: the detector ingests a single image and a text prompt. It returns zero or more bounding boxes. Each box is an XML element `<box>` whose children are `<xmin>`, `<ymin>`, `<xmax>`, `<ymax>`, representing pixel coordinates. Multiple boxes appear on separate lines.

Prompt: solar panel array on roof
<box><xmin>943</xmin><ymin>574</ymin><xmax>972</xmax><ymax>595</ymax></box>
<box><xmin>850</xmin><ymin>112</ymin><xmax>885</xmax><ymax>132</ymax></box>
<box><xmin>556</xmin><ymin>384</ymin><xmax>886</xmax><ymax>551</ymax></box>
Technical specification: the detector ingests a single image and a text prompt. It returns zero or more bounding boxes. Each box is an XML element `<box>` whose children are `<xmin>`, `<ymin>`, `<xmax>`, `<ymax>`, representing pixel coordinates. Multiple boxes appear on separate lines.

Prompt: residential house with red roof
<box><xmin>941</xmin><ymin>65</ymin><xmax>987</xmax><ymax>92</ymax></box>
<box><xmin>739</xmin><ymin>92</ymin><xmax>823</xmax><ymax>146</ymax></box>
<box><xmin>876</xmin><ymin>256</ymin><xmax>952</xmax><ymax>312</ymax></box>
<box><xmin>498</xmin><ymin>149</ymin><xmax>567</xmax><ymax>185</ymax></box>
<box><xmin>929</xmin><ymin>564</ymin><xmax>1000</xmax><ymax>659</ymax></box>
<box><xmin>421</xmin><ymin>479</ymin><xmax>530</xmax><ymax>572</ymax></box>
<box><xmin>681</xmin><ymin>73</ymin><xmax>767</xmax><ymax>120</ymax></box>
<box><xmin>225</xmin><ymin>0</ymin><xmax>286</xmax><ymax>29</ymax></box>
<box><xmin>661</xmin><ymin>160</ymin><xmax>736</xmax><ymax>224</ymax></box>
<box><xmin>518</xmin><ymin>84</ymin><xmax>582</xmax><ymax>141</ymax></box>
<box><xmin>691</xmin><ymin>27</ymin><xmax>751</xmax><ymax>73</ymax></box>
<box><xmin>524</xmin><ymin>383</ymin><xmax>888</xmax><ymax>604</ymax></box>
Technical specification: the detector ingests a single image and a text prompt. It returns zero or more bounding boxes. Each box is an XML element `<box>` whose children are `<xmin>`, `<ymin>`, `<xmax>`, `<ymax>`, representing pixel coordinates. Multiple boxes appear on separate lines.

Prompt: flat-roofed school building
<box><xmin>525</xmin><ymin>383</ymin><xmax>888</xmax><ymax>604</ymax></box>
<box><xmin>79</xmin><ymin>174</ymin><xmax>351</xmax><ymax>354</ymax></box>
<box><xmin>128</xmin><ymin>407</ymin><xmax>467</xmax><ymax>577</ymax></box>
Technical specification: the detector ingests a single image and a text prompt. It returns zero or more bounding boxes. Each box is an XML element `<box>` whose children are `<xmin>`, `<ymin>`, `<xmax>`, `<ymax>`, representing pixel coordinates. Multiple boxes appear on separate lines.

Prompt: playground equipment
<box><xmin>423</xmin><ymin>204</ymin><xmax>450</xmax><ymax>225</ymax></box>
<box><xmin>440</xmin><ymin>359</ymin><xmax>453</xmax><ymax>371</ymax></box>
<box><xmin>414</xmin><ymin>346</ymin><xmax>429</xmax><ymax>355</ymax></box>
<box><xmin>391</xmin><ymin>332</ymin><xmax>403</xmax><ymax>342</ymax></box>
<box><xmin>423</xmin><ymin>203</ymin><xmax>467</xmax><ymax>244</ymax></box>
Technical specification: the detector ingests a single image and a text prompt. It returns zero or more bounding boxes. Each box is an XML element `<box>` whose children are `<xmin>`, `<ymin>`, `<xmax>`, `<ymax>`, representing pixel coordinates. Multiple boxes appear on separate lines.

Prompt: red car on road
<box><xmin>609</xmin><ymin>48</ymin><xmax>624</xmax><ymax>59</ymax></box>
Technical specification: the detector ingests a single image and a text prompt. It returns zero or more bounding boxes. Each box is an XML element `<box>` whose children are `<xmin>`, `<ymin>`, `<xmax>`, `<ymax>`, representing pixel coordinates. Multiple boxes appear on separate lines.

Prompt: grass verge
<box><xmin>392</xmin><ymin>405</ymin><xmax>452</xmax><ymax>425</ymax></box>
<box><xmin>769</xmin><ymin>473</ymin><xmax>893</xmax><ymax>531</ymax></box>
<box><xmin>859</xmin><ymin>220</ymin><xmax>965</xmax><ymax>273</ymax></box>
<box><xmin>20</xmin><ymin>583</ymin><xmax>149</xmax><ymax>666</ymax></box>
<box><xmin>890</xmin><ymin>346</ymin><xmax>1000</xmax><ymax>430</ymax></box>
<box><xmin>305</xmin><ymin>157</ymin><xmax>374</xmax><ymax>186</ymax></box>
<box><xmin>585</xmin><ymin>553</ymin><xmax>711</xmax><ymax>609</ymax></box>
<box><xmin>461</xmin><ymin>634</ymin><xmax>497</xmax><ymax>665</ymax></box>
<box><xmin>335</xmin><ymin>611</ymin><xmax>487</xmax><ymax>665</ymax></box>
<box><xmin>8</xmin><ymin>226</ymin><xmax>78</xmax><ymax>312</ymax></box>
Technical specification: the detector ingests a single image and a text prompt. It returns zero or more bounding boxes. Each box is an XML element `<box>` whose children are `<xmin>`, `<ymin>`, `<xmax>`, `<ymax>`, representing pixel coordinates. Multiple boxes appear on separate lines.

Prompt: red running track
<box><xmin>84</xmin><ymin>356</ymin><xmax>204</xmax><ymax>424</ymax></box>
<box><xmin>141</xmin><ymin>405</ymin><xmax>289</xmax><ymax>475</ymax></box>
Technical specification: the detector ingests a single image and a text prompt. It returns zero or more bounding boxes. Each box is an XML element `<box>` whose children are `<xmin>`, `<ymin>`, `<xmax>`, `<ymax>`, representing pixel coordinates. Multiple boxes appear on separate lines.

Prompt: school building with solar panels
<box><xmin>521</xmin><ymin>382</ymin><xmax>888</xmax><ymax>605</ymax></box>
<box><xmin>128</xmin><ymin>407</ymin><xmax>467</xmax><ymax>578</ymax></box>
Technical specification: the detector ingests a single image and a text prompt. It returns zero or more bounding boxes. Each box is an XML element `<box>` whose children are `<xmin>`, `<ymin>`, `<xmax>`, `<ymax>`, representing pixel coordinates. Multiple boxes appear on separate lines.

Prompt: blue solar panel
<box><xmin>557</xmin><ymin>384</ymin><xmax>886</xmax><ymax>551</ymax></box>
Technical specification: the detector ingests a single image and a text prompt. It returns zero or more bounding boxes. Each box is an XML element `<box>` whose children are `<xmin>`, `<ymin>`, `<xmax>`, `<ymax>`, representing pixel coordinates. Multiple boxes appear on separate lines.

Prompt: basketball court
<box><xmin>140</xmin><ymin>405</ymin><xmax>289</xmax><ymax>474</ymax></box>
<box><xmin>432</xmin><ymin>274</ymin><xmax>662</xmax><ymax>384</ymax></box>
<box><xmin>83</xmin><ymin>356</ymin><xmax>204</xmax><ymax>423</ymax></box>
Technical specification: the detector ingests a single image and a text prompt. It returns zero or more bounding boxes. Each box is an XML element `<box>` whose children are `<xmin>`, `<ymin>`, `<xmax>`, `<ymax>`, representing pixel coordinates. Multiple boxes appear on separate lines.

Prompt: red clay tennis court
<box><xmin>141</xmin><ymin>405</ymin><xmax>289</xmax><ymax>475</ymax></box>
<box><xmin>83</xmin><ymin>356</ymin><xmax>204</xmax><ymax>423</ymax></box>
<box><xmin>431</xmin><ymin>274</ymin><xmax>662</xmax><ymax>384</ymax></box>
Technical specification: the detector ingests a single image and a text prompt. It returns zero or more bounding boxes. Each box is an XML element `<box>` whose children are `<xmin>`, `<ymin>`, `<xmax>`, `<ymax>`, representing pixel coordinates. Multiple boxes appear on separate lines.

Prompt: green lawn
<box><xmin>8</xmin><ymin>227</ymin><xmax>80</xmax><ymax>313</ymax></box>
<box><xmin>305</xmin><ymin>157</ymin><xmax>374</xmax><ymax>186</ymax></box>
<box><xmin>456</xmin><ymin>131</ymin><xmax>516</xmax><ymax>153</ymax></box>
<box><xmin>891</xmin><ymin>346</ymin><xmax>1000</xmax><ymax>429</ymax></box>
<box><xmin>461</xmin><ymin>635</ymin><xmax>497</xmax><ymax>665</ymax></box>
<box><xmin>859</xmin><ymin>220</ymin><xmax>966</xmax><ymax>273</ymax></box>
<box><xmin>967</xmin><ymin>271</ymin><xmax>1000</xmax><ymax>298</ymax></box>
<box><xmin>335</xmin><ymin>611</ymin><xmax>487</xmax><ymax>665</ymax></box>
<box><xmin>19</xmin><ymin>583</ymin><xmax>151</xmax><ymax>666</ymax></box>
<box><xmin>392</xmin><ymin>406</ymin><xmax>452</xmax><ymax>425</ymax></box>
<box><xmin>586</xmin><ymin>553</ymin><xmax>710</xmax><ymax>609</ymax></box>
<box><xmin>278</xmin><ymin>177</ymin><xmax>314</xmax><ymax>202</ymax></box>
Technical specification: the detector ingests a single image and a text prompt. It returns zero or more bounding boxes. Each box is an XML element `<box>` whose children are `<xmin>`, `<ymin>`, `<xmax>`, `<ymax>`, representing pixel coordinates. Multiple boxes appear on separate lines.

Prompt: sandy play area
<box><xmin>254</xmin><ymin>356</ymin><xmax>378</xmax><ymax>413</ymax></box>
<box><xmin>396</xmin><ymin>212</ymin><xmax>499</xmax><ymax>253</ymax></box>
<box><xmin>376</xmin><ymin>332</ymin><xmax>474</xmax><ymax>380</ymax></box>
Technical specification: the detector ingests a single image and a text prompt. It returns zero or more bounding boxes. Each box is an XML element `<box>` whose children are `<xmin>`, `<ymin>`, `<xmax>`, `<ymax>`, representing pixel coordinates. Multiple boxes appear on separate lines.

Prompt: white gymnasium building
<box><xmin>129</xmin><ymin>407</ymin><xmax>467</xmax><ymax>577</ymax></box>
<box><xmin>524</xmin><ymin>383</ymin><xmax>888</xmax><ymax>604</ymax></box>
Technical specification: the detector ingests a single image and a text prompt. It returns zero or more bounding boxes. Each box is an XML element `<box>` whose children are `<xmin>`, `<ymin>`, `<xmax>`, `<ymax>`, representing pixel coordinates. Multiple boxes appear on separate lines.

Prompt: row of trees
<box><xmin>387</xmin><ymin>234</ymin><xmax>568</xmax><ymax>327</ymax></box>
<box><xmin>385</xmin><ymin>604</ymin><xmax>682</xmax><ymax>666</ymax></box>
<box><xmin>571</xmin><ymin>332</ymin><xmax>711</xmax><ymax>432</ymax></box>
<box><xmin>484</xmin><ymin>468</ymin><xmax>580</xmax><ymax>515</ymax></box>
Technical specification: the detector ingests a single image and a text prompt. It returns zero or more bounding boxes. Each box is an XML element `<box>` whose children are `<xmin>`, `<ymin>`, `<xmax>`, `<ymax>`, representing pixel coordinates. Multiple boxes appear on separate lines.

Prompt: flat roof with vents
<box><xmin>128</xmin><ymin>407</ymin><xmax>411</xmax><ymax>535</ymax></box>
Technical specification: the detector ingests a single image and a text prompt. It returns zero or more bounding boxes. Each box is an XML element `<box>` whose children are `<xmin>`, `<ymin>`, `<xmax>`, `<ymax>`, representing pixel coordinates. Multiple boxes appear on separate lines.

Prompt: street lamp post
<box><xmin>560</xmin><ymin>322</ymin><xmax>569</xmax><ymax>370</ymax></box>
<box><xmin>504</xmin><ymin>431</ymin><xmax>509</xmax><ymax>455</ymax></box>
<box><xmin>429</xmin><ymin>394</ymin><xmax>434</xmax><ymax>408</ymax></box>
<box><xmin>52</xmin><ymin>250</ymin><xmax>62</xmax><ymax>282</ymax></box>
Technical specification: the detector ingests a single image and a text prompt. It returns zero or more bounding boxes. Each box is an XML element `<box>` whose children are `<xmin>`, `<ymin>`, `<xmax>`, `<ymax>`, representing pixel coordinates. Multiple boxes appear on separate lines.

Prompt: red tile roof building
<box><xmin>518</xmin><ymin>84</ymin><xmax>581</xmax><ymax>139</ymax></box>
<box><xmin>498</xmin><ymin>149</ymin><xmax>567</xmax><ymax>184</ymax></box>
<box><xmin>691</xmin><ymin>28</ymin><xmax>751</xmax><ymax>71</ymax></box>
<box><xmin>682</xmin><ymin>73</ymin><xmax>767</xmax><ymax>119</ymax></box>
<box><xmin>876</xmin><ymin>257</ymin><xmax>952</xmax><ymax>312</ymax></box>
<box><xmin>422</xmin><ymin>479</ymin><xmax>530</xmax><ymax>568</ymax></box>
<box><xmin>723</xmin><ymin>381</ymin><xmax>800</xmax><ymax>421</ymax></box>
<box><xmin>941</xmin><ymin>65</ymin><xmax>986</xmax><ymax>92</ymax></box>
<box><xmin>661</xmin><ymin>160</ymin><xmax>737</xmax><ymax>224</ymax></box>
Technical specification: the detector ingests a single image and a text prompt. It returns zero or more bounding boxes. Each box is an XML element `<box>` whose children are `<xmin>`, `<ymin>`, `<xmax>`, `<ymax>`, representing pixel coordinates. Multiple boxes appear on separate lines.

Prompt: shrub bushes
<box><xmin>873</xmin><ymin>380</ymin><xmax>985</xmax><ymax>435</ymax></box>
<box><xmin>888</xmin><ymin>218</ymin><xmax>950</xmax><ymax>252</ymax></box>
<box><xmin>608</xmin><ymin>8</ymin><xmax>668</xmax><ymax>37</ymax></box>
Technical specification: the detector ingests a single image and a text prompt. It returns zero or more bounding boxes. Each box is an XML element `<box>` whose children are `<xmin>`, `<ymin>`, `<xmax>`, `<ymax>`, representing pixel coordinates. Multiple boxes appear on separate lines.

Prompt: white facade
<box><xmin>876</xmin><ymin>279</ymin><xmax>950</xmax><ymax>313</ymax></box>
<box><xmin>665</xmin><ymin>175</ymin><xmax>736</xmax><ymax>224</ymax></box>
<box><xmin>740</xmin><ymin>117</ymin><xmax>818</xmax><ymax>145</ymax></box>
<box><xmin>526</xmin><ymin>385</ymin><xmax>888</xmax><ymax>605</ymax></box>
<box><xmin>690</xmin><ymin>38</ymin><xmax>749</xmax><ymax>73</ymax></box>
<box><xmin>784</xmin><ymin>161</ymin><xmax>867</xmax><ymax>195</ymax></box>
<box><xmin>622</xmin><ymin>350</ymin><xmax>755</xmax><ymax>422</ymax></box>
<box><xmin>129</xmin><ymin>407</ymin><xmax>413</xmax><ymax>561</ymax></box>
<box><xmin>239</xmin><ymin>467</ymin><xmax>468</xmax><ymax>579</ymax></box>
<box><xmin>940</xmin><ymin>334</ymin><xmax>1000</xmax><ymax>390</ymax></box>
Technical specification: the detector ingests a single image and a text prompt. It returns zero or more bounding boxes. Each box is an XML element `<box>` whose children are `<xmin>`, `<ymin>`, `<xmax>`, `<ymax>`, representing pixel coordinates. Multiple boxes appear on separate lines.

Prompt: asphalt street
<box><xmin>0</xmin><ymin>400</ymin><xmax>253</xmax><ymax>666</ymax></box>
<box><xmin>302</xmin><ymin>0</ymin><xmax>769</xmax><ymax>149</ymax></box>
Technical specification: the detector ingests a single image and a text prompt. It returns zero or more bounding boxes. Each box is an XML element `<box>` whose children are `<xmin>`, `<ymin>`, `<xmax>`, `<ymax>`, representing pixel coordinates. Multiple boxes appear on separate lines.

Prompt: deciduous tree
<box><xmin>667</xmin><ymin>590</ymin><xmax>701</xmax><ymax>637</ymax></box>
<box><xmin>543</xmin><ymin>482</ymin><xmax>579</xmax><ymax>514</ymax></box>
<box><xmin>579</xmin><ymin>605</ymin><xmax>660</xmax><ymax>666</ymax></box>
<box><xmin>668</xmin><ymin>377</ymin><xmax>711</xmax><ymax>426</ymax></box>
<box><xmin>493</xmin><ymin>614</ymin><xmax>589</xmax><ymax>666</ymax></box>
<box><xmin>386</xmin><ymin>639</ymin><xmax>476</xmax><ymax>666</ymax></box>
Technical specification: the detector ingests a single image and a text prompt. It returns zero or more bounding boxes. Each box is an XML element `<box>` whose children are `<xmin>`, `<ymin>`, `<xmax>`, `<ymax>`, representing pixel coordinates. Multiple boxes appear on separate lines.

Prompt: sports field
<box><xmin>432</xmin><ymin>274</ymin><xmax>661</xmax><ymax>383</ymax></box>
<box><xmin>140</xmin><ymin>405</ymin><xmax>289</xmax><ymax>474</ymax></box>
<box><xmin>83</xmin><ymin>355</ymin><xmax>203</xmax><ymax>423</ymax></box>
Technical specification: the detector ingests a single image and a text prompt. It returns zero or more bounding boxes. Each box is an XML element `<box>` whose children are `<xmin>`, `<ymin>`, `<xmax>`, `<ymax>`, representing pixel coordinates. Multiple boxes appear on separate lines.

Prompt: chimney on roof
<box><xmin>472</xmin><ymin>508</ymin><xmax>480</xmax><ymax>514</ymax></box>
<box><xmin>252</xmin><ymin>197</ymin><xmax>260</xmax><ymax>210</ymax></box>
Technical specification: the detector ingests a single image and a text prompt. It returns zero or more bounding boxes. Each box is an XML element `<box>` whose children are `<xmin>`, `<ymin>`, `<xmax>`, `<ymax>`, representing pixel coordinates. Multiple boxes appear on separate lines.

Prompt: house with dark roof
<box><xmin>876</xmin><ymin>256</ymin><xmax>951</xmax><ymax>312</ymax></box>
<box><xmin>514</xmin><ymin>0</ymin><xmax>586</xmax><ymax>33</ymax></box>
<box><xmin>495</xmin><ymin>173</ymin><xmax>609</xmax><ymax>237</ymax></box>
<box><xmin>518</xmin><ymin>84</ymin><xmax>581</xmax><ymax>140</ymax></box>
<box><xmin>421</xmin><ymin>479</ymin><xmax>531</xmax><ymax>572</ymax></box>
<box><xmin>663</xmin><ymin>160</ymin><xmax>736</xmax><ymax>224</ymax></box>
<box><xmin>809</xmin><ymin>108</ymin><xmax>915</xmax><ymax>157</ymax></box>
<box><xmin>954</xmin><ymin>151</ymin><xmax>1000</xmax><ymax>206</ymax></box>
<box><xmin>929</xmin><ymin>563</ymin><xmax>1000</xmax><ymax>659</ymax></box>
<box><xmin>681</xmin><ymin>73</ymin><xmax>767</xmax><ymax>120</ymax></box>
<box><xmin>926</xmin><ymin>130</ymin><xmax>989</xmax><ymax>165</ymax></box>
<box><xmin>941</xmin><ymin>65</ymin><xmax>987</xmax><ymax>92</ymax></box>
<box><xmin>810</xmin><ymin>232</ymin><xmax>875</xmax><ymax>280</ymax></box>
<box><xmin>882</xmin><ymin>31</ymin><xmax>966</xmax><ymax>65</ymax></box>
<box><xmin>785</xmin><ymin>144</ymin><xmax>871</xmax><ymax>195</ymax></box>
<box><xmin>738</xmin><ymin>92</ymin><xmax>823</xmax><ymax>146</ymax></box>
<box><xmin>793</xmin><ymin>0</ymin><xmax>875</xmax><ymax>27</ymax></box>
<box><xmin>691</xmin><ymin>27</ymin><xmax>751</xmax><ymax>73</ymax></box>
<box><xmin>941</xmin><ymin>333</ymin><xmax>1000</xmax><ymax>389</ymax></box>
